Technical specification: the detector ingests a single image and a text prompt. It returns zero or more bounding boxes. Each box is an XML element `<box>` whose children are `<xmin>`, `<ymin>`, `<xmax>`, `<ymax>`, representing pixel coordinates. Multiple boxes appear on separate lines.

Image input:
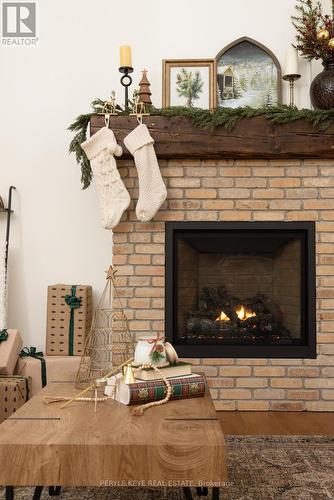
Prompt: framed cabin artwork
<box><xmin>162</xmin><ymin>59</ymin><xmax>216</xmax><ymax>109</ymax></box>
<box><xmin>215</xmin><ymin>37</ymin><xmax>282</xmax><ymax>108</ymax></box>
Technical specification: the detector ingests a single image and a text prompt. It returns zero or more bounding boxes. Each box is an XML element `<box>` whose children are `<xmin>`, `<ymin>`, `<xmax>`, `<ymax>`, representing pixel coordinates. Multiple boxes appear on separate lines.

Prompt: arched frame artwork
<box><xmin>215</xmin><ymin>37</ymin><xmax>282</xmax><ymax>108</ymax></box>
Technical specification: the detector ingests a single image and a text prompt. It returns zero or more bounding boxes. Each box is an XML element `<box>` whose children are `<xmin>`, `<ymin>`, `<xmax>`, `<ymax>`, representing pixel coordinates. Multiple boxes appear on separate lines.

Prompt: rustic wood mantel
<box><xmin>90</xmin><ymin>114</ymin><xmax>334</xmax><ymax>160</ymax></box>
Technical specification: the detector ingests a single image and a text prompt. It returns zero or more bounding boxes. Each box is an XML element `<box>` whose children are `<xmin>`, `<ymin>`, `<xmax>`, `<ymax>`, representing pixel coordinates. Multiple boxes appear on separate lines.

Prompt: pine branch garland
<box><xmin>152</xmin><ymin>105</ymin><xmax>334</xmax><ymax>131</ymax></box>
<box><xmin>68</xmin><ymin>104</ymin><xmax>334</xmax><ymax>190</ymax></box>
<box><xmin>67</xmin><ymin>98</ymin><xmax>121</xmax><ymax>190</ymax></box>
<box><xmin>68</xmin><ymin>113</ymin><xmax>92</xmax><ymax>189</ymax></box>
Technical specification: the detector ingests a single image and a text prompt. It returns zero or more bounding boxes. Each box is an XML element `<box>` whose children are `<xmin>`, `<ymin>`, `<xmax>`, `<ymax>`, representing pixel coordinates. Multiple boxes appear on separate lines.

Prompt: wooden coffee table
<box><xmin>0</xmin><ymin>382</ymin><xmax>226</xmax><ymax>499</ymax></box>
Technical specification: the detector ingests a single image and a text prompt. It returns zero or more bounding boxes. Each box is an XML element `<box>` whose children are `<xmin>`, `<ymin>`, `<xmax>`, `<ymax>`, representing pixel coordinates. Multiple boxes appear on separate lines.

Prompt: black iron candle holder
<box><xmin>119</xmin><ymin>66</ymin><xmax>134</xmax><ymax>109</ymax></box>
<box><xmin>282</xmin><ymin>73</ymin><xmax>301</xmax><ymax>106</ymax></box>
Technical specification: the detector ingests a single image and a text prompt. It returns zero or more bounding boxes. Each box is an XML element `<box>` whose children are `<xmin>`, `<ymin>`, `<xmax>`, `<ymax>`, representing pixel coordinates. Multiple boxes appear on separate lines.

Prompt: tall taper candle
<box><xmin>285</xmin><ymin>46</ymin><xmax>298</xmax><ymax>75</ymax></box>
<box><xmin>120</xmin><ymin>45</ymin><xmax>132</xmax><ymax>67</ymax></box>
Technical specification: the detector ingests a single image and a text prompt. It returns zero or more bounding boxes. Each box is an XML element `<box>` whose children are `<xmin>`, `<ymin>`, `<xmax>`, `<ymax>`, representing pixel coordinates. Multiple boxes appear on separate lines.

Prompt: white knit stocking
<box><xmin>81</xmin><ymin>128</ymin><xmax>130</xmax><ymax>229</ymax></box>
<box><xmin>124</xmin><ymin>124</ymin><xmax>167</xmax><ymax>222</ymax></box>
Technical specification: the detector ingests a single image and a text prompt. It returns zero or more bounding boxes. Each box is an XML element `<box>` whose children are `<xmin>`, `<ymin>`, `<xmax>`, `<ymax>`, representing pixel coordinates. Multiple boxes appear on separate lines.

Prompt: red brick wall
<box><xmin>113</xmin><ymin>158</ymin><xmax>334</xmax><ymax>411</ymax></box>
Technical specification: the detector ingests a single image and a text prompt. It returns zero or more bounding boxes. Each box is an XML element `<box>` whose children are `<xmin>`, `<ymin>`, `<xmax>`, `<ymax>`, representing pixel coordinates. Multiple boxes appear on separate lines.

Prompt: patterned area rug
<box><xmin>1</xmin><ymin>435</ymin><xmax>334</xmax><ymax>499</ymax></box>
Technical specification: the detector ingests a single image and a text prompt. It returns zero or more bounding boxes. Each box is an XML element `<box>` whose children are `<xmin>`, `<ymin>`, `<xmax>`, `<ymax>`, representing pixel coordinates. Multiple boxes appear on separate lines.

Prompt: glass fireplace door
<box><xmin>165</xmin><ymin>222</ymin><xmax>316</xmax><ymax>358</ymax></box>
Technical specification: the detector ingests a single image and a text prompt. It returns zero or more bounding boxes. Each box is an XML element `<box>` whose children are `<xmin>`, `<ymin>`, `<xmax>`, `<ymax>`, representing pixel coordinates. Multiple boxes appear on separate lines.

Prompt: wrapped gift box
<box><xmin>0</xmin><ymin>376</ymin><xmax>30</xmax><ymax>423</ymax></box>
<box><xmin>46</xmin><ymin>284</ymin><xmax>92</xmax><ymax>356</ymax></box>
<box><xmin>16</xmin><ymin>355</ymin><xmax>81</xmax><ymax>396</ymax></box>
<box><xmin>0</xmin><ymin>330</ymin><xmax>23</xmax><ymax>375</ymax></box>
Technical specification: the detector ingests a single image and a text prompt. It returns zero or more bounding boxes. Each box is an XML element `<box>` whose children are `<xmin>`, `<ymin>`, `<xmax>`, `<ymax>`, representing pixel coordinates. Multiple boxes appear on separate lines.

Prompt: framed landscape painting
<box><xmin>216</xmin><ymin>37</ymin><xmax>282</xmax><ymax>108</ymax></box>
<box><xmin>162</xmin><ymin>59</ymin><xmax>216</xmax><ymax>109</ymax></box>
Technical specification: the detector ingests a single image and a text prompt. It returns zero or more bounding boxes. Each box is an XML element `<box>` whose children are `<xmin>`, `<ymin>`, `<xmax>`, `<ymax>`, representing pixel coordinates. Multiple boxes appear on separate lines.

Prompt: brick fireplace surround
<box><xmin>112</xmin><ymin>158</ymin><xmax>334</xmax><ymax>412</ymax></box>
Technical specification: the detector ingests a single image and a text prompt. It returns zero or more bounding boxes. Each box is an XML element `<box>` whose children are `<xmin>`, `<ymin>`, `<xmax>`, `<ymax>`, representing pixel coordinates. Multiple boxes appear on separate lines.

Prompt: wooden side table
<box><xmin>0</xmin><ymin>382</ymin><xmax>226</xmax><ymax>499</ymax></box>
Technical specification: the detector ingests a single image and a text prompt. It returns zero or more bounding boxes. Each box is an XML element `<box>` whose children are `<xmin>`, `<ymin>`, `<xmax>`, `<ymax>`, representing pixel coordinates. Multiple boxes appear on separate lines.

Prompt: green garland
<box><xmin>68</xmin><ymin>113</ymin><xmax>92</xmax><ymax>189</ymax></box>
<box><xmin>68</xmin><ymin>98</ymin><xmax>106</xmax><ymax>189</ymax></box>
<box><xmin>152</xmin><ymin>105</ymin><xmax>334</xmax><ymax>131</ymax></box>
<box><xmin>68</xmin><ymin>102</ymin><xmax>334</xmax><ymax>190</ymax></box>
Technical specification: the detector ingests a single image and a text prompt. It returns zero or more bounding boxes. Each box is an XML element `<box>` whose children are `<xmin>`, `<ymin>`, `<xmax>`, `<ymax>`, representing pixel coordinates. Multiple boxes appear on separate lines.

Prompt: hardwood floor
<box><xmin>218</xmin><ymin>411</ymin><xmax>334</xmax><ymax>435</ymax></box>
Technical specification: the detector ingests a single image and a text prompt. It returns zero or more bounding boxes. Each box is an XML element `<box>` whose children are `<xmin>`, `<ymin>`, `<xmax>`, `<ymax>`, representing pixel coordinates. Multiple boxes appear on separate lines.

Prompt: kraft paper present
<box><xmin>0</xmin><ymin>376</ymin><xmax>30</xmax><ymax>423</ymax></box>
<box><xmin>0</xmin><ymin>330</ymin><xmax>23</xmax><ymax>375</ymax></box>
<box><xmin>46</xmin><ymin>284</ymin><xmax>93</xmax><ymax>356</ymax></box>
<box><xmin>16</xmin><ymin>355</ymin><xmax>81</xmax><ymax>396</ymax></box>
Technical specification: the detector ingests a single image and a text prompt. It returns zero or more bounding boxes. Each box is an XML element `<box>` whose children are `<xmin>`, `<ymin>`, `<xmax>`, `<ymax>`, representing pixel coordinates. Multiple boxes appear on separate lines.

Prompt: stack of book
<box><xmin>104</xmin><ymin>362</ymin><xmax>205</xmax><ymax>406</ymax></box>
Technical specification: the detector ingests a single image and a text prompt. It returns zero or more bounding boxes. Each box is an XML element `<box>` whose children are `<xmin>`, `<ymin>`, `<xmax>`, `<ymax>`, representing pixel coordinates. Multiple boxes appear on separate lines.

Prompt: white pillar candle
<box><xmin>285</xmin><ymin>46</ymin><xmax>298</xmax><ymax>76</ymax></box>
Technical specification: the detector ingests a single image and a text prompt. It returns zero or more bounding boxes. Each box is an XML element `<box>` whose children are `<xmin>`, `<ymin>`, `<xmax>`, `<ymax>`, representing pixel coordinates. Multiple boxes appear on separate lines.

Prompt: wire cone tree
<box><xmin>76</xmin><ymin>266</ymin><xmax>134</xmax><ymax>388</ymax></box>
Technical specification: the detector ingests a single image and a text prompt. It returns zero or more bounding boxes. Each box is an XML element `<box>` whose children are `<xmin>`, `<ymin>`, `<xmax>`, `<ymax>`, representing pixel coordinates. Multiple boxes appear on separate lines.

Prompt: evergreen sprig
<box><xmin>150</xmin><ymin>349</ymin><xmax>165</xmax><ymax>364</ymax></box>
<box><xmin>68</xmin><ymin>104</ymin><xmax>334</xmax><ymax>190</ymax></box>
<box><xmin>68</xmin><ymin>113</ymin><xmax>92</xmax><ymax>189</ymax></box>
<box><xmin>67</xmin><ymin>98</ymin><xmax>112</xmax><ymax>190</ymax></box>
<box><xmin>292</xmin><ymin>0</ymin><xmax>334</xmax><ymax>61</ymax></box>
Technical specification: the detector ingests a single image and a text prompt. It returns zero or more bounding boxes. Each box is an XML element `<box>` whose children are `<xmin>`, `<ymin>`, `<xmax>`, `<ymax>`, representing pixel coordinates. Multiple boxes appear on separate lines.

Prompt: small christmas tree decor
<box><xmin>264</xmin><ymin>86</ymin><xmax>274</xmax><ymax>107</ymax></box>
<box><xmin>76</xmin><ymin>266</ymin><xmax>134</xmax><ymax>388</ymax></box>
<box><xmin>138</xmin><ymin>69</ymin><xmax>152</xmax><ymax>108</ymax></box>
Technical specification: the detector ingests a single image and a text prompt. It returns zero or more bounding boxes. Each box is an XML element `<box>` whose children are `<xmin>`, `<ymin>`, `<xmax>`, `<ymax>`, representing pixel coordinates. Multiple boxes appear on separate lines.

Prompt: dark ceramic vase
<box><xmin>310</xmin><ymin>59</ymin><xmax>334</xmax><ymax>109</ymax></box>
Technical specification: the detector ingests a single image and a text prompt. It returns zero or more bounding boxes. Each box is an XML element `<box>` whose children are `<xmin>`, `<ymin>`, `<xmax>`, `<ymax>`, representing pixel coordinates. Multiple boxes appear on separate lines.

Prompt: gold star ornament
<box><xmin>105</xmin><ymin>265</ymin><xmax>117</xmax><ymax>280</ymax></box>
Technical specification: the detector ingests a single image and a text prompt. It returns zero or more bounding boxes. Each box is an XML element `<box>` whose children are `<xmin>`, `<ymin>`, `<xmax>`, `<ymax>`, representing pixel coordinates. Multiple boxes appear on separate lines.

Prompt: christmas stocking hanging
<box><xmin>81</xmin><ymin>127</ymin><xmax>130</xmax><ymax>229</ymax></box>
<box><xmin>124</xmin><ymin>124</ymin><xmax>167</xmax><ymax>222</ymax></box>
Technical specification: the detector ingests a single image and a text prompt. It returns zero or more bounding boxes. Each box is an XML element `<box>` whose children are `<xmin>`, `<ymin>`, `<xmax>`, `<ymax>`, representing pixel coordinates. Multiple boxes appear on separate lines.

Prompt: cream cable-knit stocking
<box><xmin>81</xmin><ymin>128</ymin><xmax>130</xmax><ymax>229</ymax></box>
<box><xmin>124</xmin><ymin>124</ymin><xmax>167</xmax><ymax>222</ymax></box>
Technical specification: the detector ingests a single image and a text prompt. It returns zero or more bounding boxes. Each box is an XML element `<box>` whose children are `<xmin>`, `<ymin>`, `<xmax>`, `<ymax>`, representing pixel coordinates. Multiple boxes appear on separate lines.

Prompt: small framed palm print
<box><xmin>162</xmin><ymin>59</ymin><xmax>216</xmax><ymax>110</ymax></box>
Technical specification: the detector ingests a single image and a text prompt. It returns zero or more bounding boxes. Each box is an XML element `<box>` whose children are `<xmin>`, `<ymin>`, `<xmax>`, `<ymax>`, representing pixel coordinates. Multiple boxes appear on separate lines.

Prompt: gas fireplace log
<box><xmin>221</xmin><ymin>305</ymin><xmax>239</xmax><ymax>324</ymax></box>
<box><xmin>189</xmin><ymin>311</ymin><xmax>218</xmax><ymax>320</ymax></box>
<box><xmin>245</xmin><ymin>293</ymin><xmax>282</xmax><ymax>321</ymax></box>
<box><xmin>199</xmin><ymin>287</ymin><xmax>239</xmax><ymax>323</ymax></box>
<box><xmin>187</xmin><ymin>317</ymin><xmax>236</xmax><ymax>336</ymax></box>
<box><xmin>187</xmin><ymin>286</ymin><xmax>294</xmax><ymax>342</ymax></box>
<box><xmin>187</xmin><ymin>317</ymin><xmax>220</xmax><ymax>335</ymax></box>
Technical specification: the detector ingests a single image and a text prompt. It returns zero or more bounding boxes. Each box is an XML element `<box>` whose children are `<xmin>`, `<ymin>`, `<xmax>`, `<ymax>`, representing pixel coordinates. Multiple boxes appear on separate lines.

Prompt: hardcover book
<box><xmin>134</xmin><ymin>361</ymin><xmax>192</xmax><ymax>381</ymax></box>
<box><xmin>105</xmin><ymin>374</ymin><xmax>205</xmax><ymax>405</ymax></box>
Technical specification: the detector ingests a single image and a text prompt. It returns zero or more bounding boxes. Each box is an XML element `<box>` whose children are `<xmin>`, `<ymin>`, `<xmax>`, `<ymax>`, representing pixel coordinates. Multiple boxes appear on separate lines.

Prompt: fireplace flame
<box><xmin>215</xmin><ymin>311</ymin><xmax>229</xmax><ymax>322</ymax></box>
<box><xmin>215</xmin><ymin>305</ymin><xmax>256</xmax><ymax>322</ymax></box>
<box><xmin>236</xmin><ymin>305</ymin><xmax>256</xmax><ymax>321</ymax></box>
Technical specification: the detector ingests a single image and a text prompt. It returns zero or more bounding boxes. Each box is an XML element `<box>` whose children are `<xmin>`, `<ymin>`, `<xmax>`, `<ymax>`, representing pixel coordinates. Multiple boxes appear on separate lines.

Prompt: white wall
<box><xmin>1</xmin><ymin>0</ymin><xmax>329</xmax><ymax>350</ymax></box>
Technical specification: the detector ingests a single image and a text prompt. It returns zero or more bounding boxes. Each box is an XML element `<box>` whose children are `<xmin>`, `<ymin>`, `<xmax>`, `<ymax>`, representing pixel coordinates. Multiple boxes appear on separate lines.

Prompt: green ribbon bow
<box><xmin>64</xmin><ymin>285</ymin><xmax>81</xmax><ymax>356</ymax></box>
<box><xmin>20</xmin><ymin>347</ymin><xmax>47</xmax><ymax>388</ymax></box>
<box><xmin>0</xmin><ymin>329</ymin><xmax>8</xmax><ymax>343</ymax></box>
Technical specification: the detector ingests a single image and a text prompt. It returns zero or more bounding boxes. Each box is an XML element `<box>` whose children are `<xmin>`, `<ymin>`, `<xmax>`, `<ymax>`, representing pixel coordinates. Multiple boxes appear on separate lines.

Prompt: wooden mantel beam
<box><xmin>90</xmin><ymin>115</ymin><xmax>334</xmax><ymax>160</ymax></box>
